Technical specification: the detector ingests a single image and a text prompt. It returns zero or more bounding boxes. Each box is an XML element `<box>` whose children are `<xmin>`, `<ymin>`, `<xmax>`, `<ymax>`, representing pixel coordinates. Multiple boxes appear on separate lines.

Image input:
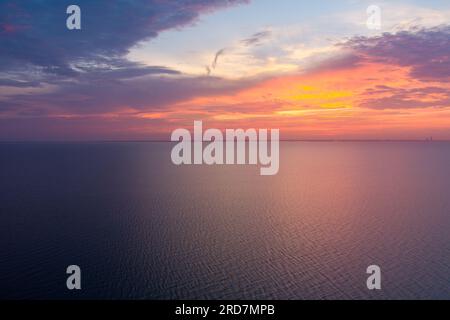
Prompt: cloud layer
<box><xmin>1</xmin><ymin>1</ymin><xmax>450</xmax><ymax>140</ymax></box>
<box><xmin>0</xmin><ymin>0</ymin><xmax>247</xmax><ymax>81</ymax></box>
<box><xmin>342</xmin><ymin>25</ymin><xmax>450</xmax><ymax>82</ymax></box>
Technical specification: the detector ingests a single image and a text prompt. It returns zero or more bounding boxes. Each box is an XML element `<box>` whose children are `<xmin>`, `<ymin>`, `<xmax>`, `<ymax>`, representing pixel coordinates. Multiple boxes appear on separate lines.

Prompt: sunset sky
<box><xmin>1</xmin><ymin>0</ymin><xmax>450</xmax><ymax>140</ymax></box>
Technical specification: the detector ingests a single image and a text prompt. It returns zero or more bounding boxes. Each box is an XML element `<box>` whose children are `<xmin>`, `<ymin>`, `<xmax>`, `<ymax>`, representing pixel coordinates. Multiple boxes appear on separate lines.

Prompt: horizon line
<box><xmin>0</xmin><ymin>139</ymin><xmax>448</xmax><ymax>143</ymax></box>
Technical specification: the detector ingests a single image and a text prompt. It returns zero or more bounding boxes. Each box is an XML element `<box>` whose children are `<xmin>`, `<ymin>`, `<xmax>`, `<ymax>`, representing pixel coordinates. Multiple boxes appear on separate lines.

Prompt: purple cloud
<box><xmin>0</xmin><ymin>74</ymin><xmax>262</xmax><ymax>117</ymax></box>
<box><xmin>359</xmin><ymin>86</ymin><xmax>450</xmax><ymax>110</ymax></box>
<box><xmin>329</xmin><ymin>25</ymin><xmax>450</xmax><ymax>110</ymax></box>
<box><xmin>342</xmin><ymin>25</ymin><xmax>450</xmax><ymax>82</ymax></box>
<box><xmin>0</xmin><ymin>0</ymin><xmax>252</xmax><ymax>121</ymax></box>
<box><xmin>0</xmin><ymin>0</ymin><xmax>247</xmax><ymax>82</ymax></box>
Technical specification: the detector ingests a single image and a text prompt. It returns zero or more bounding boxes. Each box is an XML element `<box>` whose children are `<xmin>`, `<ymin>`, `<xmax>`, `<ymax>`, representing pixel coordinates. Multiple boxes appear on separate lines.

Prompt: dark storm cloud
<box><xmin>0</xmin><ymin>0</ymin><xmax>247</xmax><ymax>82</ymax></box>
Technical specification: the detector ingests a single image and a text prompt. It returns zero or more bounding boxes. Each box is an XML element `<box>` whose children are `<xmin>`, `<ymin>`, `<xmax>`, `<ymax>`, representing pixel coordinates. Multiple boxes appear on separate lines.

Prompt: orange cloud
<box><xmin>135</xmin><ymin>58</ymin><xmax>448</xmax><ymax>139</ymax></box>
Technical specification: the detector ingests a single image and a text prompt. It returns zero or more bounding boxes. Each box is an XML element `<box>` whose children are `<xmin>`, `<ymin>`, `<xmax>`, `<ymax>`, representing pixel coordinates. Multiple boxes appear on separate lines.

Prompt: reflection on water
<box><xmin>0</xmin><ymin>142</ymin><xmax>450</xmax><ymax>299</ymax></box>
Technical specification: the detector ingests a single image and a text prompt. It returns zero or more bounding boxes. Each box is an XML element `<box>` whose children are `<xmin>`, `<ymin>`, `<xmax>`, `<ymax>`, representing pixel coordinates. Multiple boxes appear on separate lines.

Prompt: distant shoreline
<box><xmin>1</xmin><ymin>140</ymin><xmax>450</xmax><ymax>143</ymax></box>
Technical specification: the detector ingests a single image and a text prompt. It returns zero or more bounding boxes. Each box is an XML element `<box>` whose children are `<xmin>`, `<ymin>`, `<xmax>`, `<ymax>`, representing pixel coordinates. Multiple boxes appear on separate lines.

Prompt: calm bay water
<box><xmin>1</xmin><ymin>142</ymin><xmax>450</xmax><ymax>299</ymax></box>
